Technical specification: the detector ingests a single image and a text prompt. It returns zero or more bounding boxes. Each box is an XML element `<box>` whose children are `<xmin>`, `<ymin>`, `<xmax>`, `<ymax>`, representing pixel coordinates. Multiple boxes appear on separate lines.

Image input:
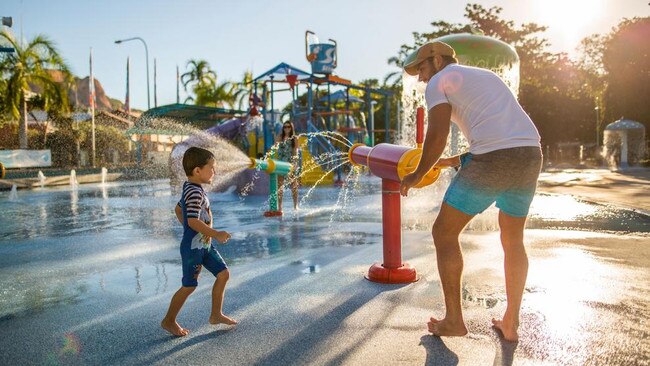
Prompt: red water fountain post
<box><xmin>350</xmin><ymin>107</ymin><xmax>429</xmax><ymax>284</ymax></box>
<box><xmin>365</xmin><ymin>177</ymin><xmax>417</xmax><ymax>283</ymax></box>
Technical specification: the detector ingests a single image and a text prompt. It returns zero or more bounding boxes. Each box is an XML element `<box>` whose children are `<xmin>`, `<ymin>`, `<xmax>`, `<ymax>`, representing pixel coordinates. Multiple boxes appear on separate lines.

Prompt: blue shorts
<box><xmin>443</xmin><ymin>147</ymin><xmax>542</xmax><ymax>217</ymax></box>
<box><xmin>180</xmin><ymin>246</ymin><xmax>228</xmax><ymax>287</ymax></box>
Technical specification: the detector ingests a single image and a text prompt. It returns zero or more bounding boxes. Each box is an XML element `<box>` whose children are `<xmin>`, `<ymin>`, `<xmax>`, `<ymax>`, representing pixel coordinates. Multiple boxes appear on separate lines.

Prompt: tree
<box><xmin>181</xmin><ymin>59</ymin><xmax>216</xmax><ymax>93</ymax></box>
<box><xmin>601</xmin><ymin>17</ymin><xmax>650</xmax><ymax>129</ymax></box>
<box><xmin>193</xmin><ymin>80</ymin><xmax>237</xmax><ymax>108</ymax></box>
<box><xmin>386</xmin><ymin>4</ymin><xmax>600</xmax><ymax>148</ymax></box>
<box><xmin>181</xmin><ymin>59</ymin><xmax>238</xmax><ymax>108</ymax></box>
<box><xmin>0</xmin><ymin>30</ymin><xmax>71</xmax><ymax>149</ymax></box>
<box><xmin>46</xmin><ymin>115</ymin><xmax>80</xmax><ymax>167</ymax></box>
<box><xmin>231</xmin><ymin>70</ymin><xmax>254</xmax><ymax>111</ymax></box>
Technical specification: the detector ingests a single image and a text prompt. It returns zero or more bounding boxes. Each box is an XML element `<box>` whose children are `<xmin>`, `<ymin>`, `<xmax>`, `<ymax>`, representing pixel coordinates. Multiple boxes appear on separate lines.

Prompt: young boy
<box><xmin>161</xmin><ymin>146</ymin><xmax>237</xmax><ymax>337</ymax></box>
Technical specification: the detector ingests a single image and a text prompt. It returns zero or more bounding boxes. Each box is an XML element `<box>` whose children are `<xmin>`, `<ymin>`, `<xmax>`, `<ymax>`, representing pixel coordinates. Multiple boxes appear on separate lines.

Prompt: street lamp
<box><xmin>115</xmin><ymin>37</ymin><xmax>150</xmax><ymax>110</ymax></box>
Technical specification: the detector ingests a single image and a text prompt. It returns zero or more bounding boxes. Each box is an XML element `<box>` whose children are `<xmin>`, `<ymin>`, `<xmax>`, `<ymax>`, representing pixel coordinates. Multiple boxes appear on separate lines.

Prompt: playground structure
<box><xmin>144</xmin><ymin>30</ymin><xmax>395</xmax><ymax>197</ymax></box>
<box><xmin>246</xmin><ymin>31</ymin><xmax>396</xmax><ymax>186</ymax></box>
<box><xmin>347</xmin><ymin>107</ymin><xmax>442</xmax><ymax>284</ymax></box>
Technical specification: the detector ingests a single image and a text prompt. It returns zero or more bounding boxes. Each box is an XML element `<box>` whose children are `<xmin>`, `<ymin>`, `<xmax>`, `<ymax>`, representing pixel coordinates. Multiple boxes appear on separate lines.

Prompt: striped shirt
<box><xmin>178</xmin><ymin>181</ymin><xmax>210</xmax><ymax>223</ymax></box>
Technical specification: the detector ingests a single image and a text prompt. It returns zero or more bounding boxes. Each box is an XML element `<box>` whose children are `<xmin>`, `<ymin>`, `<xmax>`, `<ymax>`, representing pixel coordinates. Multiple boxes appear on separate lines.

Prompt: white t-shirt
<box><xmin>425</xmin><ymin>63</ymin><xmax>540</xmax><ymax>154</ymax></box>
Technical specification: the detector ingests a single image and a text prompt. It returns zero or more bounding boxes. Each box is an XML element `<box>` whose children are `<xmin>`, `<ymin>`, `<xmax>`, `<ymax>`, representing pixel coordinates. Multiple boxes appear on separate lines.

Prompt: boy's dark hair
<box><xmin>183</xmin><ymin>147</ymin><xmax>215</xmax><ymax>176</ymax></box>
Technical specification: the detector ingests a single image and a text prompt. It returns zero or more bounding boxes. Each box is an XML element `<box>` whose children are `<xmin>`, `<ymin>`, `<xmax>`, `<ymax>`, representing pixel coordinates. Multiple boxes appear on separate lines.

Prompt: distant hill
<box><xmin>46</xmin><ymin>69</ymin><xmax>125</xmax><ymax>111</ymax></box>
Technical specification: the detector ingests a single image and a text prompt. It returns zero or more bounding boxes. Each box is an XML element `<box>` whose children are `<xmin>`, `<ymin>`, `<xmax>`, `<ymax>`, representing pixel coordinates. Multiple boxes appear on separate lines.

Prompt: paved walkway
<box><xmin>538</xmin><ymin>168</ymin><xmax>650</xmax><ymax>215</ymax></box>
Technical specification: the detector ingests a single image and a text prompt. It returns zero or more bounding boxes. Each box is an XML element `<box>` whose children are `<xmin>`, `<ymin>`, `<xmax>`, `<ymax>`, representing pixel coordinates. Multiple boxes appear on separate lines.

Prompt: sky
<box><xmin>2</xmin><ymin>0</ymin><xmax>649</xmax><ymax>111</ymax></box>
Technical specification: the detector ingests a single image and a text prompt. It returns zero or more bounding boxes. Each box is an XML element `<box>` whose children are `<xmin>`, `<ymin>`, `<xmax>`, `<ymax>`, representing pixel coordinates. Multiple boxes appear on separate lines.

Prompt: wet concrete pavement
<box><xmin>0</xmin><ymin>229</ymin><xmax>647</xmax><ymax>365</ymax></box>
<box><xmin>538</xmin><ymin>168</ymin><xmax>650</xmax><ymax>215</ymax></box>
<box><xmin>0</xmin><ymin>174</ymin><xmax>648</xmax><ymax>365</ymax></box>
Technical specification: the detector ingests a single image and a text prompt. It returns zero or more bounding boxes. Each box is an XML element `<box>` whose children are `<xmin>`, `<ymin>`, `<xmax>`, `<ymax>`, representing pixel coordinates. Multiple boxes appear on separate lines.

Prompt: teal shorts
<box><xmin>443</xmin><ymin>147</ymin><xmax>542</xmax><ymax>217</ymax></box>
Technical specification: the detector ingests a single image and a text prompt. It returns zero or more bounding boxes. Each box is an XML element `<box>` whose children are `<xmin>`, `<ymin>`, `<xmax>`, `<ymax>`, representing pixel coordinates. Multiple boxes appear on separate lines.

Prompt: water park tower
<box><xmin>247</xmin><ymin>31</ymin><xmax>395</xmax><ymax>186</ymax></box>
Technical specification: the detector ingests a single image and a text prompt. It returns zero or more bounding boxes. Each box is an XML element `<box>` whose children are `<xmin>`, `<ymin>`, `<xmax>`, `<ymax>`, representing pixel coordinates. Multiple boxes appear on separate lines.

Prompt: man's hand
<box><xmin>214</xmin><ymin>231</ymin><xmax>231</xmax><ymax>244</ymax></box>
<box><xmin>400</xmin><ymin>173</ymin><xmax>422</xmax><ymax>197</ymax></box>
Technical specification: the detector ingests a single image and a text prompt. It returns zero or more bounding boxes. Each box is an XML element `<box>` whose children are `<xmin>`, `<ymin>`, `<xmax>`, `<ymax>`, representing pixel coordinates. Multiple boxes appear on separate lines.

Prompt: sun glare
<box><xmin>533</xmin><ymin>0</ymin><xmax>605</xmax><ymax>50</ymax></box>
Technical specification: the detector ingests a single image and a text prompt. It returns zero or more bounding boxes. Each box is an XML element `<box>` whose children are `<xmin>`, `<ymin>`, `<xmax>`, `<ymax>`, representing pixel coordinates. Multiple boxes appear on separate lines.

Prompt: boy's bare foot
<box><xmin>427</xmin><ymin>317</ymin><xmax>468</xmax><ymax>337</ymax></box>
<box><xmin>209</xmin><ymin>314</ymin><xmax>238</xmax><ymax>326</ymax></box>
<box><xmin>492</xmin><ymin>317</ymin><xmax>519</xmax><ymax>342</ymax></box>
<box><xmin>161</xmin><ymin>320</ymin><xmax>189</xmax><ymax>337</ymax></box>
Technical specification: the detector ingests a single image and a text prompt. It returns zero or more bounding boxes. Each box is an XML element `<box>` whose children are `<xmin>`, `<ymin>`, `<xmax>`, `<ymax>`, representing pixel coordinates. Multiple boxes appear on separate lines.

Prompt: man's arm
<box><xmin>399</xmin><ymin>103</ymin><xmax>452</xmax><ymax>196</ymax></box>
<box><xmin>411</xmin><ymin>103</ymin><xmax>452</xmax><ymax>179</ymax></box>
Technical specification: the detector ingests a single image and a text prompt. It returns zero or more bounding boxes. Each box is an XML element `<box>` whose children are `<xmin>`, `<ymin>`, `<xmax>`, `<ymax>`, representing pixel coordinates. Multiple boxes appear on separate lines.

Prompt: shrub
<box><xmin>79</xmin><ymin>124</ymin><xmax>131</xmax><ymax>166</ymax></box>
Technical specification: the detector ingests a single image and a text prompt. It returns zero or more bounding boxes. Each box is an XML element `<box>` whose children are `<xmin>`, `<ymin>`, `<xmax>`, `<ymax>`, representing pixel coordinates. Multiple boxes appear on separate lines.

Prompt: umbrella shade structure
<box><xmin>253</xmin><ymin>62</ymin><xmax>311</xmax><ymax>83</ymax></box>
<box><xmin>318</xmin><ymin>90</ymin><xmax>364</xmax><ymax>104</ymax></box>
<box><xmin>603</xmin><ymin>118</ymin><xmax>646</xmax><ymax>169</ymax></box>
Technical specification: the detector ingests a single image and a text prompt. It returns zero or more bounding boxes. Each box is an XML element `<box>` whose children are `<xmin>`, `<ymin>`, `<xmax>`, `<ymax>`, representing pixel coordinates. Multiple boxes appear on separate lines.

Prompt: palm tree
<box><xmin>0</xmin><ymin>30</ymin><xmax>71</xmax><ymax>149</ymax></box>
<box><xmin>181</xmin><ymin>59</ymin><xmax>216</xmax><ymax>101</ymax></box>
<box><xmin>383</xmin><ymin>56</ymin><xmax>404</xmax><ymax>88</ymax></box>
<box><xmin>231</xmin><ymin>70</ymin><xmax>253</xmax><ymax>111</ymax></box>
<box><xmin>194</xmin><ymin>81</ymin><xmax>237</xmax><ymax>108</ymax></box>
<box><xmin>181</xmin><ymin>59</ymin><xmax>238</xmax><ymax>108</ymax></box>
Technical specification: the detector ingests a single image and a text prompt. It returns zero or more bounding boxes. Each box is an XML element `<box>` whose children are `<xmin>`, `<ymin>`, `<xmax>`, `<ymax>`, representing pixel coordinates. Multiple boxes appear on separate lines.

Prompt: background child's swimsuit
<box><xmin>179</xmin><ymin>182</ymin><xmax>227</xmax><ymax>287</ymax></box>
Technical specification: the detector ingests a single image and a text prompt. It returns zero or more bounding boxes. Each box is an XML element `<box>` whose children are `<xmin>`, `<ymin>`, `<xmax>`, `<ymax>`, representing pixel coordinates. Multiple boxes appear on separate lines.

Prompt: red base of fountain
<box><xmin>365</xmin><ymin>262</ymin><xmax>418</xmax><ymax>284</ymax></box>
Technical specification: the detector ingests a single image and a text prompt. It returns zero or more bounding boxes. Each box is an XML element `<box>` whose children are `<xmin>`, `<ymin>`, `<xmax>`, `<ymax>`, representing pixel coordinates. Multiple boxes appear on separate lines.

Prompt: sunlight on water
<box><xmin>527</xmin><ymin>247</ymin><xmax>607</xmax><ymax>340</ymax></box>
<box><xmin>530</xmin><ymin>195</ymin><xmax>598</xmax><ymax>221</ymax></box>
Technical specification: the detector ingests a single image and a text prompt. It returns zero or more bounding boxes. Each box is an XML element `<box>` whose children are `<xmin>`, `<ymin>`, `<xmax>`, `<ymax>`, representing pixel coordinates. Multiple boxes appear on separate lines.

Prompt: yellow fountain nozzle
<box><xmin>347</xmin><ymin>143</ymin><xmax>366</xmax><ymax>167</ymax></box>
<box><xmin>397</xmin><ymin>148</ymin><xmax>442</xmax><ymax>188</ymax></box>
<box><xmin>249</xmin><ymin>157</ymin><xmax>257</xmax><ymax>169</ymax></box>
<box><xmin>266</xmin><ymin>159</ymin><xmax>276</xmax><ymax>174</ymax></box>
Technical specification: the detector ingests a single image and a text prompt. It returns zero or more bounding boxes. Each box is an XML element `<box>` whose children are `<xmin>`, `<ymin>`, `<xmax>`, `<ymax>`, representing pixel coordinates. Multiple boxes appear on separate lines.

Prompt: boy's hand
<box><xmin>214</xmin><ymin>231</ymin><xmax>231</xmax><ymax>244</ymax></box>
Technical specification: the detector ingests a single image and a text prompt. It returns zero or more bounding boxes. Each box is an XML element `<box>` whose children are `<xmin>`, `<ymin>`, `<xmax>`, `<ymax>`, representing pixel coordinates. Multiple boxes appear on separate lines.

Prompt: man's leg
<box><xmin>429</xmin><ymin>202</ymin><xmax>474</xmax><ymax>336</ymax></box>
<box><xmin>209</xmin><ymin>269</ymin><xmax>238</xmax><ymax>325</ymax></box>
<box><xmin>492</xmin><ymin>210</ymin><xmax>528</xmax><ymax>341</ymax></box>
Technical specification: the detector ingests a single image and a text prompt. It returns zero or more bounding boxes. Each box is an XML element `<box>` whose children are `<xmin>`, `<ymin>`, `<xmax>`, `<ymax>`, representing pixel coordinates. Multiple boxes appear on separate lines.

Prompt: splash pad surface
<box><xmin>0</xmin><ymin>178</ymin><xmax>648</xmax><ymax>365</ymax></box>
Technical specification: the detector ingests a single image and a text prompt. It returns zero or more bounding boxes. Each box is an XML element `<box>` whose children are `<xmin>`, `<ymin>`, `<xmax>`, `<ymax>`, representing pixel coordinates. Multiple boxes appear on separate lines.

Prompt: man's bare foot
<box><xmin>492</xmin><ymin>318</ymin><xmax>519</xmax><ymax>342</ymax></box>
<box><xmin>427</xmin><ymin>317</ymin><xmax>468</xmax><ymax>337</ymax></box>
<box><xmin>161</xmin><ymin>320</ymin><xmax>189</xmax><ymax>337</ymax></box>
<box><xmin>209</xmin><ymin>314</ymin><xmax>238</xmax><ymax>326</ymax></box>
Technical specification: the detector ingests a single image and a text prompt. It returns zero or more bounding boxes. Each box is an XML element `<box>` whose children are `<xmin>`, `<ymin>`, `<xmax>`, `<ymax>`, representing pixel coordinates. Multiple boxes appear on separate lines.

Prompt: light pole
<box><xmin>115</xmin><ymin>37</ymin><xmax>150</xmax><ymax>110</ymax></box>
